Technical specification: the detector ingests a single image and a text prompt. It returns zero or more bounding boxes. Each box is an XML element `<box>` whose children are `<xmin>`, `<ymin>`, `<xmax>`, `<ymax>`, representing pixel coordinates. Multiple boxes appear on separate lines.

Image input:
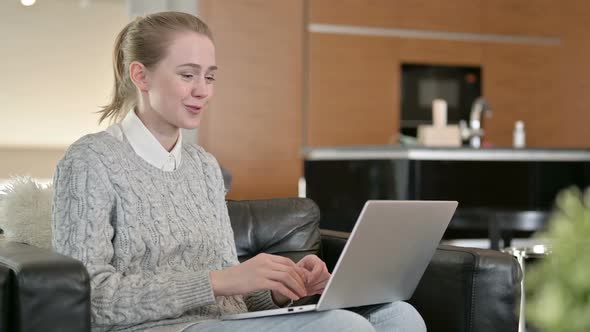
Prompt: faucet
<box><xmin>460</xmin><ymin>97</ymin><xmax>493</xmax><ymax>148</ymax></box>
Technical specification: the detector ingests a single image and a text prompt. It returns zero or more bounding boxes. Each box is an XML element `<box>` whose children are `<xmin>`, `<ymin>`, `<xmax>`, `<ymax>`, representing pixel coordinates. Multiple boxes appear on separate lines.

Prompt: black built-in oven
<box><xmin>400</xmin><ymin>63</ymin><xmax>481</xmax><ymax>137</ymax></box>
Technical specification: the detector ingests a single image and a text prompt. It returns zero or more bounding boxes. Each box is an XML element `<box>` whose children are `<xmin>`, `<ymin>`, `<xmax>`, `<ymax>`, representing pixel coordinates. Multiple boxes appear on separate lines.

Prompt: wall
<box><xmin>0</xmin><ymin>0</ymin><xmax>128</xmax><ymax>147</ymax></box>
<box><xmin>198</xmin><ymin>0</ymin><xmax>304</xmax><ymax>199</ymax></box>
<box><xmin>306</xmin><ymin>0</ymin><xmax>580</xmax><ymax>148</ymax></box>
<box><xmin>197</xmin><ymin>0</ymin><xmax>590</xmax><ymax>199</ymax></box>
<box><xmin>558</xmin><ymin>1</ymin><xmax>590</xmax><ymax>147</ymax></box>
<box><xmin>3</xmin><ymin>1</ymin><xmax>588</xmax><ymax>198</ymax></box>
<box><xmin>0</xmin><ymin>0</ymin><xmax>128</xmax><ymax>180</ymax></box>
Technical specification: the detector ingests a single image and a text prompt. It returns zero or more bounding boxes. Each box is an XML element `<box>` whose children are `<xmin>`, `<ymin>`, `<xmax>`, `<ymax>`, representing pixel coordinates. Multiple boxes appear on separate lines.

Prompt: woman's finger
<box><xmin>310</xmin><ymin>276</ymin><xmax>329</xmax><ymax>293</ymax></box>
<box><xmin>310</xmin><ymin>277</ymin><xmax>329</xmax><ymax>289</ymax></box>
<box><xmin>266</xmin><ymin>280</ymin><xmax>300</xmax><ymax>301</ymax></box>
<box><xmin>298</xmin><ymin>255</ymin><xmax>318</xmax><ymax>271</ymax></box>
<box><xmin>268</xmin><ymin>270</ymin><xmax>307</xmax><ymax>298</ymax></box>
<box><xmin>309</xmin><ymin>259</ymin><xmax>324</xmax><ymax>281</ymax></box>
<box><xmin>270</xmin><ymin>258</ymin><xmax>307</xmax><ymax>287</ymax></box>
<box><xmin>311</xmin><ymin>287</ymin><xmax>326</xmax><ymax>295</ymax></box>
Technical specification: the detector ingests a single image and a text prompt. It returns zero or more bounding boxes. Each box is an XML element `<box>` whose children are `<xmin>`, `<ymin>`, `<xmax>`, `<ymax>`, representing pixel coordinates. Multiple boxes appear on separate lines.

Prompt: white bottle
<box><xmin>513</xmin><ymin>120</ymin><xmax>526</xmax><ymax>148</ymax></box>
<box><xmin>432</xmin><ymin>99</ymin><xmax>447</xmax><ymax>128</ymax></box>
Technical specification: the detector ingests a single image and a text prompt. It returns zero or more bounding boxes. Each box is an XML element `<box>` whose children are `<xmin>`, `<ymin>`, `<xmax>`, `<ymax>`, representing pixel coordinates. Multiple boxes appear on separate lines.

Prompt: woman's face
<box><xmin>145</xmin><ymin>31</ymin><xmax>217</xmax><ymax>130</ymax></box>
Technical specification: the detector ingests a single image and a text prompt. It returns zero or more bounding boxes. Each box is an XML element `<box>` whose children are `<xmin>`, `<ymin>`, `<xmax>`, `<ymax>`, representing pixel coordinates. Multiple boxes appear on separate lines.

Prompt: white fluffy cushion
<box><xmin>0</xmin><ymin>177</ymin><xmax>53</xmax><ymax>249</ymax></box>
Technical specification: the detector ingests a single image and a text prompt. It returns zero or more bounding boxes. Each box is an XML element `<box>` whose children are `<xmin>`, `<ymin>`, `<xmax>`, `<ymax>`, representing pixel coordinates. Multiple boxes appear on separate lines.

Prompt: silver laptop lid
<box><xmin>316</xmin><ymin>200</ymin><xmax>458</xmax><ymax>311</ymax></box>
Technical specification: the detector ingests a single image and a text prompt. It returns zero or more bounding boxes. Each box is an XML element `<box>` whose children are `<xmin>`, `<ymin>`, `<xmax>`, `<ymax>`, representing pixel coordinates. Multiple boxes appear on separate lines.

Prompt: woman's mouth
<box><xmin>184</xmin><ymin>105</ymin><xmax>202</xmax><ymax>114</ymax></box>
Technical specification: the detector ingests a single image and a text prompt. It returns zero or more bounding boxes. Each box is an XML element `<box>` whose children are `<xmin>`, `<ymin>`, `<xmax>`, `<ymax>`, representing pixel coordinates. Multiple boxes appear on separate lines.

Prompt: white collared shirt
<box><xmin>106</xmin><ymin>111</ymin><xmax>182</xmax><ymax>172</ymax></box>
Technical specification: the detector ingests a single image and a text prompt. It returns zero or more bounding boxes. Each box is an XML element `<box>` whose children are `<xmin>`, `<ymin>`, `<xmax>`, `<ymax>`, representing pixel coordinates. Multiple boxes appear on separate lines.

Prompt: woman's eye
<box><xmin>181</xmin><ymin>74</ymin><xmax>194</xmax><ymax>79</ymax></box>
<box><xmin>205</xmin><ymin>76</ymin><xmax>216</xmax><ymax>83</ymax></box>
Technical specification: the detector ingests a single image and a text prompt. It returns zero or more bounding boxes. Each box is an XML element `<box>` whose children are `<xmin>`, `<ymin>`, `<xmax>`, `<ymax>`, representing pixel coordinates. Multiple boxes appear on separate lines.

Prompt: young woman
<box><xmin>52</xmin><ymin>11</ymin><xmax>426</xmax><ymax>332</ymax></box>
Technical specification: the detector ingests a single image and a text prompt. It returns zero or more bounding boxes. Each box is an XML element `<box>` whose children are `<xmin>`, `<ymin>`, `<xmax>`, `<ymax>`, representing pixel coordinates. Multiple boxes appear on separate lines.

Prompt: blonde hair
<box><xmin>99</xmin><ymin>11</ymin><xmax>213</xmax><ymax>124</ymax></box>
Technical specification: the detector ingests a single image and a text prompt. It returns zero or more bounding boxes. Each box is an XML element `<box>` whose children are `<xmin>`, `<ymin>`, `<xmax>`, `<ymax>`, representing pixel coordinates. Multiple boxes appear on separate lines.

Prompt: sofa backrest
<box><xmin>228</xmin><ymin>198</ymin><xmax>322</xmax><ymax>263</ymax></box>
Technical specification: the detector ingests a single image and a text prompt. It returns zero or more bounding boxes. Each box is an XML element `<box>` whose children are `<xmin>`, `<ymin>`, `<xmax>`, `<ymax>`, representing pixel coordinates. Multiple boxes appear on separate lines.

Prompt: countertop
<box><xmin>303</xmin><ymin>145</ymin><xmax>590</xmax><ymax>161</ymax></box>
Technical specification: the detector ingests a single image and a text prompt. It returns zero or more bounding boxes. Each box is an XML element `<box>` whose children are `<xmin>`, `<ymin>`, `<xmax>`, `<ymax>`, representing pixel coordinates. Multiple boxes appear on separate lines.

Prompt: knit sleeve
<box><xmin>52</xmin><ymin>156</ymin><xmax>216</xmax><ymax>328</ymax></box>
<box><xmin>203</xmin><ymin>153</ymin><xmax>282</xmax><ymax>312</ymax></box>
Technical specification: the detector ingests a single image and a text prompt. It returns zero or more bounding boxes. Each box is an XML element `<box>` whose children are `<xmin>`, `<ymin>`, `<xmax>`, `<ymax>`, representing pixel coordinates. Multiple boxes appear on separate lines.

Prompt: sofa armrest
<box><xmin>0</xmin><ymin>240</ymin><xmax>91</xmax><ymax>332</ymax></box>
<box><xmin>318</xmin><ymin>231</ymin><xmax>521</xmax><ymax>332</ymax></box>
<box><xmin>408</xmin><ymin>244</ymin><xmax>521</xmax><ymax>332</ymax></box>
<box><xmin>0</xmin><ymin>264</ymin><xmax>10</xmax><ymax>332</ymax></box>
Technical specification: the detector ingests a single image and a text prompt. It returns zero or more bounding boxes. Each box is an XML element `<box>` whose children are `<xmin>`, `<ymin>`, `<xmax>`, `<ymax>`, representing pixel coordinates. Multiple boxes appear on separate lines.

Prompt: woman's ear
<box><xmin>129</xmin><ymin>61</ymin><xmax>149</xmax><ymax>92</ymax></box>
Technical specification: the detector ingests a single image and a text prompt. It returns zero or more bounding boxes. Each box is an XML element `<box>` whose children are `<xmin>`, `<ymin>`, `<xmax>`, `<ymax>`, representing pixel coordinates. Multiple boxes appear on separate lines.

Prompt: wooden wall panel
<box><xmin>198</xmin><ymin>0</ymin><xmax>303</xmax><ymax>199</ymax></box>
<box><xmin>481</xmin><ymin>0</ymin><xmax>561</xmax><ymax>36</ymax></box>
<box><xmin>310</xmin><ymin>0</ymin><xmax>561</xmax><ymax>37</ymax></box>
<box><xmin>396</xmin><ymin>39</ymin><xmax>483</xmax><ymax>66</ymax></box>
<box><xmin>307</xmin><ymin>34</ymin><xmax>482</xmax><ymax>146</ymax></box>
<box><xmin>308</xmin><ymin>31</ymin><xmax>563</xmax><ymax>148</ymax></box>
<box><xmin>306</xmin><ymin>0</ymin><xmax>574</xmax><ymax>149</ymax></box>
<box><xmin>309</xmin><ymin>0</ymin><xmax>482</xmax><ymax>33</ymax></box>
<box><xmin>482</xmin><ymin>44</ymin><xmax>561</xmax><ymax>147</ymax></box>
<box><xmin>307</xmin><ymin>34</ymin><xmax>399</xmax><ymax>146</ymax></box>
<box><xmin>555</xmin><ymin>1</ymin><xmax>590</xmax><ymax>147</ymax></box>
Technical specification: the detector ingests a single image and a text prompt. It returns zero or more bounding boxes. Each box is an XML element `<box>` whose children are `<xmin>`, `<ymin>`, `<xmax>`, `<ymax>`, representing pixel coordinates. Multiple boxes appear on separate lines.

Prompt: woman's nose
<box><xmin>192</xmin><ymin>78</ymin><xmax>208</xmax><ymax>98</ymax></box>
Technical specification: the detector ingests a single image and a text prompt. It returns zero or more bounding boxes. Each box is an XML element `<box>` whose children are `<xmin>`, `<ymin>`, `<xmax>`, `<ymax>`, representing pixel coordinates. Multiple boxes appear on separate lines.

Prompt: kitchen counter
<box><xmin>303</xmin><ymin>145</ymin><xmax>590</xmax><ymax>232</ymax></box>
<box><xmin>303</xmin><ymin>146</ymin><xmax>590</xmax><ymax>161</ymax></box>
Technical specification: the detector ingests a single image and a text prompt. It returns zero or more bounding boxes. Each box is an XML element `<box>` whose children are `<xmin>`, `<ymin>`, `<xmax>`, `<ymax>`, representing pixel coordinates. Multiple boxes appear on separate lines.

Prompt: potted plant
<box><xmin>526</xmin><ymin>187</ymin><xmax>590</xmax><ymax>331</ymax></box>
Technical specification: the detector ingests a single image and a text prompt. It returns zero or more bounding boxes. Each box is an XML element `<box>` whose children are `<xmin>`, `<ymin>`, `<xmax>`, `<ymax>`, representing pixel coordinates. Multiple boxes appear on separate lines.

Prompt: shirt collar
<box><xmin>121</xmin><ymin>110</ymin><xmax>182</xmax><ymax>171</ymax></box>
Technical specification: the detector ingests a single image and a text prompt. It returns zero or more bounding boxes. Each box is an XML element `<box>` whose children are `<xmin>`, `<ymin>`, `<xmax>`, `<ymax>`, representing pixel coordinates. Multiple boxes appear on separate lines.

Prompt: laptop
<box><xmin>222</xmin><ymin>200</ymin><xmax>458</xmax><ymax>320</ymax></box>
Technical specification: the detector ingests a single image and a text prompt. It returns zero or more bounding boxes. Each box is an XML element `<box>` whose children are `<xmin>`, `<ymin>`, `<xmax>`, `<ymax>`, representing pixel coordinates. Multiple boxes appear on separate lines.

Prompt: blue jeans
<box><xmin>183</xmin><ymin>301</ymin><xmax>426</xmax><ymax>332</ymax></box>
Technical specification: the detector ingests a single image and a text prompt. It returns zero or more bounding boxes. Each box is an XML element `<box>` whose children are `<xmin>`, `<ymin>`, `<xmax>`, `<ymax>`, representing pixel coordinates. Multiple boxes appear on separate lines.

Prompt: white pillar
<box><xmin>127</xmin><ymin>0</ymin><xmax>199</xmax><ymax>17</ymax></box>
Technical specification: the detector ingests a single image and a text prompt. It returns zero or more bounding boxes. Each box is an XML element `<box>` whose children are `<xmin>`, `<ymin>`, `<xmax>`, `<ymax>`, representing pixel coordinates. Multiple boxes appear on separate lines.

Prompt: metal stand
<box><xmin>502</xmin><ymin>245</ymin><xmax>551</xmax><ymax>332</ymax></box>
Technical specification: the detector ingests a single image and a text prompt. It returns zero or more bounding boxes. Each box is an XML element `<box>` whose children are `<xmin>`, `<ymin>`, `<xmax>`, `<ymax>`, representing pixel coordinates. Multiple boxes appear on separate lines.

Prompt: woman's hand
<box><xmin>210</xmin><ymin>253</ymin><xmax>308</xmax><ymax>304</ymax></box>
<box><xmin>297</xmin><ymin>255</ymin><xmax>331</xmax><ymax>296</ymax></box>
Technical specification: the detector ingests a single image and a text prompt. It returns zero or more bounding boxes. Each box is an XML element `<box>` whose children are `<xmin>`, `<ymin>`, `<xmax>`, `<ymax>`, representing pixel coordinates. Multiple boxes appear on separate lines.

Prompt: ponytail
<box><xmin>98</xmin><ymin>21</ymin><xmax>135</xmax><ymax>124</ymax></box>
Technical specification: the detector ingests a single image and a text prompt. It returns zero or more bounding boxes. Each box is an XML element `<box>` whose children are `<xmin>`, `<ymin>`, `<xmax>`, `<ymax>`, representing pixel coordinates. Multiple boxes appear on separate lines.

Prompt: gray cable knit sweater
<box><xmin>52</xmin><ymin>131</ymin><xmax>279</xmax><ymax>332</ymax></box>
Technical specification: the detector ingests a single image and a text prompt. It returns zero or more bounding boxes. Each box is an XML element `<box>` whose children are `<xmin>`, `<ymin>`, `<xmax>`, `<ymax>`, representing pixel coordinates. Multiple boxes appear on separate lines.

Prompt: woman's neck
<box><xmin>134</xmin><ymin>107</ymin><xmax>180</xmax><ymax>152</ymax></box>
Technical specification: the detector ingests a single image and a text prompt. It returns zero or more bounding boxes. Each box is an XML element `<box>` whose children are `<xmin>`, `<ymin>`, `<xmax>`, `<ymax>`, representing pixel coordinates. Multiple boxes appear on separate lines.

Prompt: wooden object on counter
<box><xmin>417</xmin><ymin>125</ymin><xmax>462</xmax><ymax>147</ymax></box>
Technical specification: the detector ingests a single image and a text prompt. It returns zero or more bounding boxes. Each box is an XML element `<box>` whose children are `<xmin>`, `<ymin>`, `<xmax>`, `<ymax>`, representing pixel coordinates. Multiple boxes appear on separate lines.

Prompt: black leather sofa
<box><xmin>0</xmin><ymin>198</ymin><xmax>521</xmax><ymax>332</ymax></box>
